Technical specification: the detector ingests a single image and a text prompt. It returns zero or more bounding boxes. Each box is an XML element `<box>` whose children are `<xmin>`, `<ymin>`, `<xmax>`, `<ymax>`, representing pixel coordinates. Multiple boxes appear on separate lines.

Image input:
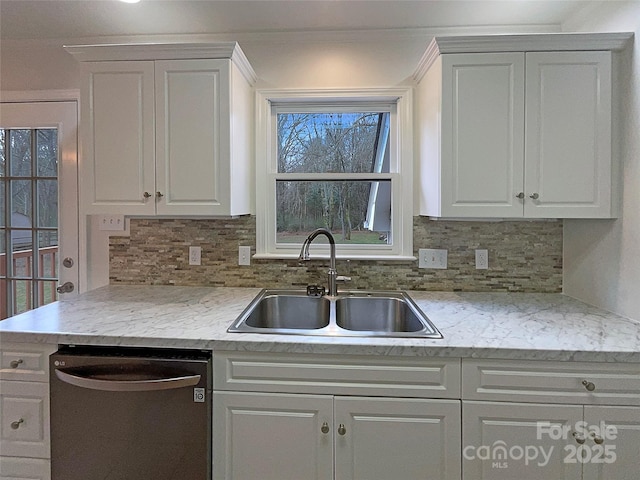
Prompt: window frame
<box><xmin>255</xmin><ymin>88</ymin><xmax>414</xmax><ymax>260</ymax></box>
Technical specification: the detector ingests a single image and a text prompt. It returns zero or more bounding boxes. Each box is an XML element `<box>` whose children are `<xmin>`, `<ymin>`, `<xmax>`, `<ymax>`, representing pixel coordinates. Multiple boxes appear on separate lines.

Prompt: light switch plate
<box><xmin>418</xmin><ymin>248</ymin><xmax>448</xmax><ymax>269</ymax></box>
<box><xmin>189</xmin><ymin>246</ymin><xmax>202</xmax><ymax>266</ymax></box>
<box><xmin>98</xmin><ymin>214</ymin><xmax>125</xmax><ymax>231</ymax></box>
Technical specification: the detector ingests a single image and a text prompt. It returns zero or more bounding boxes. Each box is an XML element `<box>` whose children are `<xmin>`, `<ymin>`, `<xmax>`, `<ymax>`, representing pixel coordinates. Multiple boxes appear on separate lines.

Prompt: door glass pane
<box><xmin>37</xmin><ymin>129</ymin><xmax>58</xmax><ymax>176</ymax></box>
<box><xmin>37</xmin><ymin>280</ymin><xmax>57</xmax><ymax>305</ymax></box>
<box><xmin>0</xmin><ymin>129</ymin><xmax>5</xmax><ymax>176</ymax></box>
<box><xmin>9</xmin><ymin>130</ymin><xmax>32</xmax><ymax>177</ymax></box>
<box><xmin>11</xmin><ymin>179</ymin><xmax>32</xmax><ymax>223</ymax></box>
<box><xmin>38</xmin><ymin>179</ymin><xmax>58</xmax><ymax>227</ymax></box>
<box><xmin>13</xmin><ymin>279</ymin><xmax>31</xmax><ymax>314</ymax></box>
<box><xmin>0</xmin><ymin>181</ymin><xmax>5</xmax><ymax>227</ymax></box>
<box><xmin>39</xmin><ymin>231</ymin><xmax>58</xmax><ymax>278</ymax></box>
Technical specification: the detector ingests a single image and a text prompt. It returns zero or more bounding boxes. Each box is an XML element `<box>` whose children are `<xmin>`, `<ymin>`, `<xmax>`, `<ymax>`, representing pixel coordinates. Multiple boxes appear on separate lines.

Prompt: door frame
<box><xmin>0</xmin><ymin>89</ymin><xmax>87</xmax><ymax>298</ymax></box>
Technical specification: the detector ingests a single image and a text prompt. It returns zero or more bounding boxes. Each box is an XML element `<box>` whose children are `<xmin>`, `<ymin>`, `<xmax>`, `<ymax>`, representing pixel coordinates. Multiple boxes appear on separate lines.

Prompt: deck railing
<box><xmin>0</xmin><ymin>246</ymin><xmax>58</xmax><ymax>320</ymax></box>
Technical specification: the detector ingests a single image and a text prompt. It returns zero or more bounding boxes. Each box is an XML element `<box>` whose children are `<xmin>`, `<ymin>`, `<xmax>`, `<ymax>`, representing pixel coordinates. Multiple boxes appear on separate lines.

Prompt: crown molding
<box><xmin>64</xmin><ymin>42</ymin><xmax>257</xmax><ymax>84</ymax></box>
<box><xmin>413</xmin><ymin>32</ymin><xmax>634</xmax><ymax>82</ymax></box>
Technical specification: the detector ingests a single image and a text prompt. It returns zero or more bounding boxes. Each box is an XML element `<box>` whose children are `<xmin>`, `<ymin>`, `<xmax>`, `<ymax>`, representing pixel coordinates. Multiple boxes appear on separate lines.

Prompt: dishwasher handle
<box><xmin>54</xmin><ymin>366</ymin><xmax>202</xmax><ymax>392</ymax></box>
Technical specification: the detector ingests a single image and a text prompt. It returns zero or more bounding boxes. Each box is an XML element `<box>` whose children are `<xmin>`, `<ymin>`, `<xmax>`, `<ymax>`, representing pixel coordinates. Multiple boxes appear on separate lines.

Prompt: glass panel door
<box><xmin>0</xmin><ymin>101</ymin><xmax>78</xmax><ymax>320</ymax></box>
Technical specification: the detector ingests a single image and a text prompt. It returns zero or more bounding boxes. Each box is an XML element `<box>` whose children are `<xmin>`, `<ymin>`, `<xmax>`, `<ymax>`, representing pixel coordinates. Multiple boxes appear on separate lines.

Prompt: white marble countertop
<box><xmin>1</xmin><ymin>285</ymin><xmax>639</xmax><ymax>362</ymax></box>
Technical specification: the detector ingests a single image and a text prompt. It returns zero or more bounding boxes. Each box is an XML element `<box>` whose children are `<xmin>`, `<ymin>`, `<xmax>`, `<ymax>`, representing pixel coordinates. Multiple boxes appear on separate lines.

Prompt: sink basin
<box><xmin>228</xmin><ymin>289</ymin><xmax>442</xmax><ymax>339</ymax></box>
<box><xmin>335</xmin><ymin>295</ymin><xmax>426</xmax><ymax>333</ymax></box>
<box><xmin>243</xmin><ymin>294</ymin><xmax>330</xmax><ymax>330</ymax></box>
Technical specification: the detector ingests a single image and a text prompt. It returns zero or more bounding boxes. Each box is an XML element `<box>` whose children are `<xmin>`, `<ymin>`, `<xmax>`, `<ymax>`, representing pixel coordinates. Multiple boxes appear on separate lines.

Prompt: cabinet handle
<box><xmin>516</xmin><ymin>192</ymin><xmax>525</xmax><ymax>200</ymax></box>
<box><xmin>582</xmin><ymin>380</ymin><xmax>596</xmax><ymax>391</ymax></box>
<box><xmin>156</xmin><ymin>191</ymin><xmax>164</xmax><ymax>199</ymax></box>
<box><xmin>10</xmin><ymin>359</ymin><xmax>23</xmax><ymax>369</ymax></box>
<box><xmin>593</xmin><ymin>435</ymin><xmax>604</xmax><ymax>445</ymax></box>
<box><xmin>338</xmin><ymin>424</ymin><xmax>346</xmax><ymax>436</ymax></box>
<box><xmin>321</xmin><ymin>422</ymin><xmax>330</xmax><ymax>434</ymax></box>
<box><xmin>11</xmin><ymin>418</ymin><xmax>24</xmax><ymax>430</ymax></box>
<box><xmin>529</xmin><ymin>193</ymin><xmax>539</xmax><ymax>200</ymax></box>
<box><xmin>572</xmin><ymin>431</ymin><xmax>586</xmax><ymax>444</ymax></box>
<box><xmin>143</xmin><ymin>192</ymin><xmax>152</xmax><ymax>199</ymax></box>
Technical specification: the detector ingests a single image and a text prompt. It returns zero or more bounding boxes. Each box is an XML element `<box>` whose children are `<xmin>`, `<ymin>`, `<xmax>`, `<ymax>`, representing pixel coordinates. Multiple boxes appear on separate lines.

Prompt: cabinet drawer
<box><xmin>0</xmin><ymin>344</ymin><xmax>56</xmax><ymax>383</ymax></box>
<box><xmin>463</xmin><ymin>359</ymin><xmax>640</xmax><ymax>405</ymax></box>
<box><xmin>214</xmin><ymin>351</ymin><xmax>461</xmax><ymax>398</ymax></box>
<box><xmin>0</xmin><ymin>456</ymin><xmax>50</xmax><ymax>480</ymax></box>
<box><xmin>0</xmin><ymin>381</ymin><xmax>50</xmax><ymax>459</ymax></box>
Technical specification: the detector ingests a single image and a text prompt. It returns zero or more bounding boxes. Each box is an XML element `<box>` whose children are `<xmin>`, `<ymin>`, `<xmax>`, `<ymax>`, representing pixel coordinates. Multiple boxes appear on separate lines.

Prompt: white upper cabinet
<box><xmin>415</xmin><ymin>33</ymin><xmax>632</xmax><ymax>219</ymax></box>
<box><xmin>67</xmin><ymin>43</ymin><xmax>256</xmax><ymax>216</ymax></box>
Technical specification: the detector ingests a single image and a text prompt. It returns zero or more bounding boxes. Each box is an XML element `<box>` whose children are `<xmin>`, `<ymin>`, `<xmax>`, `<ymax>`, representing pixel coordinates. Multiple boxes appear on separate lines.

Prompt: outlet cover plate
<box><xmin>418</xmin><ymin>248</ymin><xmax>448</xmax><ymax>269</ymax></box>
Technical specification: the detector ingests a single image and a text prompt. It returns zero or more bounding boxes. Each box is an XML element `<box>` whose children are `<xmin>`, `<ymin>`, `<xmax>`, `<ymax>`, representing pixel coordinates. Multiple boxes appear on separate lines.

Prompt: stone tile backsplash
<box><xmin>109</xmin><ymin>216</ymin><xmax>562</xmax><ymax>292</ymax></box>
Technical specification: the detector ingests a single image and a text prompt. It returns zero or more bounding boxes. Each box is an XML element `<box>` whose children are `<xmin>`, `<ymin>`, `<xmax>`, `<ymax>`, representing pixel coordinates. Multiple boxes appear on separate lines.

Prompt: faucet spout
<box><xmin>298</xmin><ymin>228</ymin><xmax>338</xmax><ymax>296</ymax></box>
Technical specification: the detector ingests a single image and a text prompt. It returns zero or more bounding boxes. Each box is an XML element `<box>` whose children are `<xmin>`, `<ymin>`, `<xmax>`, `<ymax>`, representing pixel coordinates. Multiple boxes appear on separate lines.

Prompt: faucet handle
<box><xmin>336</xmin><ymin>276</ymin><xmax>351</xmax><ymax>283</ymax></box>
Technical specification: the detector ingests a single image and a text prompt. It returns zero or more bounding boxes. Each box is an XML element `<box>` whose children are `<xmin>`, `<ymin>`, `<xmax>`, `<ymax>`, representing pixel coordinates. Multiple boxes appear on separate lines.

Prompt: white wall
<box><xmin>562</xmin><ymin>1</ymin><xmax>640</xmax><ymax>321</ymax></box>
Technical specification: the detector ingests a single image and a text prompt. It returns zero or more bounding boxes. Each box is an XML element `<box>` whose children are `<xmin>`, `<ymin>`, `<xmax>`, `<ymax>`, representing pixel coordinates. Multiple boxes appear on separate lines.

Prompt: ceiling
<box><xmin>0</xmin><ymin>0</ymin><xmax>599</xmax><ymax>41</ymax></box>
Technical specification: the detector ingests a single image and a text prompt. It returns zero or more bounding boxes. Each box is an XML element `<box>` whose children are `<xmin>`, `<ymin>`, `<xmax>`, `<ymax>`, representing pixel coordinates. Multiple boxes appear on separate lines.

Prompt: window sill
<box><xmin>253</xmin><ymin>253</ymin><xmax>417</xmax><ymax>262</ymax></box>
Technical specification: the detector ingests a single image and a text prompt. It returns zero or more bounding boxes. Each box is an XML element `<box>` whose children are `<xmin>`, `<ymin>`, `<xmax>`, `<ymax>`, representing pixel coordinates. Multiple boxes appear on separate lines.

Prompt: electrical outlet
<box><xmin>418</xmin><ymin>248</ymin><xmax>448</xmax><ymax>269</ymax></box>
<box><xmin>238</xmin><ymin>246</ymin><xmax>251</xmax><ymax>266</ymax></box>
<box><xmin>475</xmin><ymin>249</ymin><xmax>489</xmax><ymax>270</ymax></box>
<box><xmin>98</xmin><ymin>214</ymin><xmax>125</xmax><ymax>231</ymax></box>
<box><xmin>189</xmin><ymin>246</ymin><xmax>202</xmax><ymax>266</ymax></box>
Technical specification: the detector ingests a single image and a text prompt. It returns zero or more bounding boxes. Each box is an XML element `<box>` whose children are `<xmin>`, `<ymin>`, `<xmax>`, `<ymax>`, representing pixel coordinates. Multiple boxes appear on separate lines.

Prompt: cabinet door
<box><xmin>155</xmin><ymin>59</ymin><xmax>231</xmax><ymax>216</ymax></box>
<box><xmin>335</xmin><ymin>396</ymin><xmax>461</xmax><ymax>480</ymax></box>
<box><xmin>80</xmin><ymin>61</ymin><xmax>156</xmax><ymax>215</ymax></box>
<box><xmin>583</xmin><ymin>406</ymin><xmax>640</xmax><ymax>480</ymax></box>
<box><xmin>213</xmin><ymin>391</ymin><xmax>333</xmax><ymax>480</ymax></box>
<box><xmin>525</xmin><ymin>51</ymin><xmax>612</xmax><ymax>218</ymax></box>
<box><xmin>463</xmin><ymin>401</ymin><xmax>582</xmax><ymax>480</ymax></box>
<box><xmin>440</xmin><ymin>53</ymin><xmax>525</xmax><ymax>217</ymax></box>
<box><xmin>0</xmin><ymin>456</ymin><xmax>50</xmax><ymax>480</ymax></box>
<box><xmin>0</xmin><ymin>381</ymin><xmax>49</xmax><ymax>459</ymax></box>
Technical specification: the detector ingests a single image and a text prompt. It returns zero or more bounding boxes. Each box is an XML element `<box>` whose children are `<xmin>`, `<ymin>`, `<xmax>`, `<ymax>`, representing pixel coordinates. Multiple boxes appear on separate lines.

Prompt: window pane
<box><xmin>37</xmin><ymin>180</ymin><xmax>58</xmax><ymax>227</ymax></box>
<box><xmin>37</xmin><ymin>129</ymin><xmax>58</xmax><ymax>176</ymax></box>
<box><xmin>0</xmin><ymin>229</ymin><xmax>5</xmax><ymax>255</ymax></box>
<box><xmin>276</xmin><ymin>180</ymin><xmax>391</xmax><ymax>245</ymax></box>
<box><xmin>37</xmin><ymin>280</ymin><xmax>58</xmax><ymax>305</ymax></box>
<box><xmin>277</xmin><ymin>112</ymin><xmax>389</xmax><ymax>174</ymax></box>
<box><xmin>9</xmin><ymin>130</ymin><xmax>32</xmax><ymax>177</ymax></box>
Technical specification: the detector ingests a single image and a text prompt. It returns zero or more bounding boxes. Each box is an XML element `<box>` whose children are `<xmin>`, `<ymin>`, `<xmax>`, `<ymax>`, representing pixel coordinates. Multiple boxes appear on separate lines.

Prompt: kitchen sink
<box><xmin>228</xmin><ymin>289</ymin><xmax>443</xmax><ymax>338</ymax></box>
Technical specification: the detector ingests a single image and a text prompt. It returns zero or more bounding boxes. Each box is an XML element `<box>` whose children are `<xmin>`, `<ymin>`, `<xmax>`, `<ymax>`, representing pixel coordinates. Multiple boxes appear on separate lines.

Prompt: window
<box><xmin>255</xmin><ymin>89</ymin><xmax>414</xmax><ymax>259</ymax></box>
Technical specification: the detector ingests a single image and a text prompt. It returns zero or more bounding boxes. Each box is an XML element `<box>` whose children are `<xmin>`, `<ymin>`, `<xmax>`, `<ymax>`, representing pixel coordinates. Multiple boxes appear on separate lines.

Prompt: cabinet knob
<box><xmin>593</xmin><ymin>435</ymin><xmax>604</xmax><ymax>445</ymax></box>
<box><xmin>516</xmin><ymin>192</ymin><xmax>525</xmax><ymax>200</ymax></box>
<box><xmin>529</xmin><ymin>193</ymin><xmax>539</xmax><ymax>200</ymax></box>
<box><xmin>11</xmin><ymin>418</ymin><xmax>24</xmax><ymax>430</ymax></box>
<box><xmin>582</xmin><ymin>380</ymin><xmax>596</xmax><ymax>391</ymax></box>
<box><xmin>143</xmin><ymin>192</ymin><xmax>152</xmax><ymax>199</ymax></box>
<box><xmin>321</xmin><ymin>422</ymin><xmax>330</xmax><ymax>434</ymax></box>
<box><xmin>9</xmin><ymin>359</ymin><xmax>23</xmax><ymax>369</ymax></box>
<box><xmin>338</xmin><ymin>424</ymin><xmax>346</xmax><ymax>436</ymax></box>
<box><xmin>572</xmin><ymin>431</ymin><xmax>586</xmax><ymax>444</ymax></box>
<box><xmin>156</xmin><ymin>191</ymin><xmax>164</xmax><ymax>199</ymax></box>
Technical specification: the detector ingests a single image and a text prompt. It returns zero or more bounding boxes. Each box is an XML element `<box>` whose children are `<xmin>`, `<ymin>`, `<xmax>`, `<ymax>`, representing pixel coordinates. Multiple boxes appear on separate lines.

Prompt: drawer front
<box><xmin>0</xmin><ymin>456</ymin><xmax>50</xmax><ymax>480</ymax></box>
<box><xmin>463</xmin><ymin>359</ymin><xmax>640</xmax><ymax>405</ymax></box>
<box><xmin>0</xmin><ymin>381</ymin><xmax>50</xmax><ymax>459</ymax></box>
<box><xmin>214</xmin><ymin>351</ymin><xmax>461</xmax><ymax>398</ymax></box>
<box><xmin>0</xmin><ymin>344</ymin><xmax>56</xmax><ymax>383</ymax></box>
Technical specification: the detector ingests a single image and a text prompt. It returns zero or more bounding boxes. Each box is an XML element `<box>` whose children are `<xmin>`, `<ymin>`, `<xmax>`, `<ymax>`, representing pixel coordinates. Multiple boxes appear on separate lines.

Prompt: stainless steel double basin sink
<box><xmin>228</xmin><ymin>289</ymin><xmax>443</xmax><ymax>339</ymax></box>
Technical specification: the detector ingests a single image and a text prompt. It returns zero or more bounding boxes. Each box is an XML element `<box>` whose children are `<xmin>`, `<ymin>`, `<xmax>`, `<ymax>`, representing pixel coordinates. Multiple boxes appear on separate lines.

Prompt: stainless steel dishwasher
<box><xmin>50</xmin><ymin>345</ymin><xmax>212</xmax><ymax>480</ymax></box>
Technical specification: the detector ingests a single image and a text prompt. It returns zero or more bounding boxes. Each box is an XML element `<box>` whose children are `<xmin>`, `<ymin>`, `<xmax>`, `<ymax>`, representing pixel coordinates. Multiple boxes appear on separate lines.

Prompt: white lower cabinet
<box><xmin>212</xmin><ymin>352</ymin><xmax>462</xmax><ymax>480</ymax></box>
<box><xmin>0</xmin><ymin>343</ymin><xmax>55</xmax><ymax>480</ymax></box>
<box><xmin>214</xmin><ymin>391</ymin><xmax>461</xmax><ymax>480</ymax></box>
<box><xmin>462</xmin><ymin>359</ymin><xmax>640</xmax><ymax>480</ymax></box>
